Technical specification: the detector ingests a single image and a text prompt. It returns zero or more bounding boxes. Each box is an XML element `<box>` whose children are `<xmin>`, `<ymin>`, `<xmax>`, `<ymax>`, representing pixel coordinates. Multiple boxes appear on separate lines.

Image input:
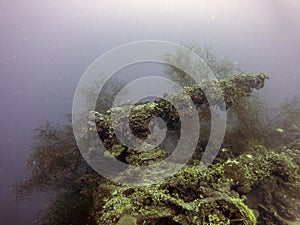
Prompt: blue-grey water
<box><xmin>1</xmin><ymin>1</ymin><xmax>300</xmax><ymax>224</ymax></box>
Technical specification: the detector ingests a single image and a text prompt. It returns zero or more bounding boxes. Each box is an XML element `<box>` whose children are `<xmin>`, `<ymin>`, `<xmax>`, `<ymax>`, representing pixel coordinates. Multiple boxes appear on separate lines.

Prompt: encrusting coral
<box><xmin>15</xmin><ymin>72</ymin><xmax>300</xmax><ymax>225</ymax></box>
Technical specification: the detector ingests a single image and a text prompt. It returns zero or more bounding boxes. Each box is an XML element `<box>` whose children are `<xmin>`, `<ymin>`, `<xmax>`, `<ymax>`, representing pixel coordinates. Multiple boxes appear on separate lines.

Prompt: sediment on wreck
<box><xmin>82</xmin><ymin>72</ymin><xmax>300</xmax><ymax>224</ymax></box>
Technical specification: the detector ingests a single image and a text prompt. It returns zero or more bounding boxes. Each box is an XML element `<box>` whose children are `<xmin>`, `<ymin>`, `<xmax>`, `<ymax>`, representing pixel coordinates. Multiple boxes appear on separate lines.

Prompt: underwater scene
<box><xmin>1</xmin><ymin>1</ymin><xmax>300</xmax><ymax>225</ymax></box>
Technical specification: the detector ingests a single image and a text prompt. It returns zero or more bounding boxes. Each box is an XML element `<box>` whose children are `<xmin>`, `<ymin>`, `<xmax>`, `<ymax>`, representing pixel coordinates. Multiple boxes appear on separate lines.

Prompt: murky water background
<box><xmin>1</xmin><ymin>1</ymin><xmax>299</xmax><ymax>224</ymax></box>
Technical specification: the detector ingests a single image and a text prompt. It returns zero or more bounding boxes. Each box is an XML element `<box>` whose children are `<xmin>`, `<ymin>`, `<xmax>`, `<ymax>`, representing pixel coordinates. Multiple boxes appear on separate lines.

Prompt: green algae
<box><xmin>94</xmin><ymin>141</ymin><xmax>300</xmax><ymax>224</ymax></box>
